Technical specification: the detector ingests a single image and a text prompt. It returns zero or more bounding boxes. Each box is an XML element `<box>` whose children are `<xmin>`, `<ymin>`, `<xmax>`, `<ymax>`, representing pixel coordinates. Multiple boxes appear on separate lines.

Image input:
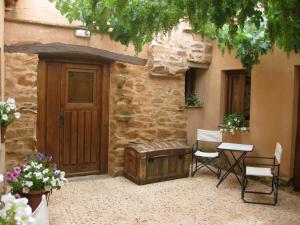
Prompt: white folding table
<box><xmin>216</xmin><ymin>142</ymin><xmax>254</xmax><ymax>188</ymax></box>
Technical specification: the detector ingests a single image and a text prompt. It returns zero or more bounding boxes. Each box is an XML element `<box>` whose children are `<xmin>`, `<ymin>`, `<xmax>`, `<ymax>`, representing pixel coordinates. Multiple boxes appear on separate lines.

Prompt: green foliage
<box><xmin>185</xmin><ymin>93</ymin><xmax>203</xmax><ymax>107</ymax></box>
<box><xmin>219</xmin><ymin>113</ymin><xmax>249</xmax><ymax>134</ymax></box>
<box><xmin>50</xmin><ymin>0</ymin><xmax>300</xmax><ymax>72</ymax></box>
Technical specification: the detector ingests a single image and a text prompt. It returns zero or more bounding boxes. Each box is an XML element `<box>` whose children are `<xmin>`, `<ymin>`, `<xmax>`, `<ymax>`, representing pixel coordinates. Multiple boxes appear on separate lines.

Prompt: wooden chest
<box><xmin>124</xmin><ymin>141</ymin><xmax>191</xmax><ymax>185</ymax></box>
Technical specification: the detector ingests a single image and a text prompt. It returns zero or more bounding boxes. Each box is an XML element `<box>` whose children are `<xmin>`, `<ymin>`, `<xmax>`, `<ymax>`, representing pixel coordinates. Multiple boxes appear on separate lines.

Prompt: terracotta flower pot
<box><xmin>1</xmin><ymin>126</ymin><xmax>7</xmax><ymax>143</ymax></box>
<box><xmin>5</xmin><ymin>0</ymin><xmax>17</xmax><ymax>7</ymax></box>
<box><xmin>21</xmin><ymin>190</ymin><xmax>50</xmax><ymax>212</ymax></box>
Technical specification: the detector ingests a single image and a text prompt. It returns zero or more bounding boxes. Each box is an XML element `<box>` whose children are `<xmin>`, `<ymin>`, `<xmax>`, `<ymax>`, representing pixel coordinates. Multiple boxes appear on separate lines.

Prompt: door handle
<box><xmin>60</xmin><ymin>116</ymin><xmax>64</xmax><ymax>127</ymax></box>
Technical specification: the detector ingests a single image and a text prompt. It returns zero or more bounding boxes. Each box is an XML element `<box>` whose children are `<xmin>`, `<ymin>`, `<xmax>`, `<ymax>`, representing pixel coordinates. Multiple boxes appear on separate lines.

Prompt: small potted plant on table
<box><xmin>4</xmin><ymin>151</ymin><xmax>67</xmax><ymax>211</ymax></box>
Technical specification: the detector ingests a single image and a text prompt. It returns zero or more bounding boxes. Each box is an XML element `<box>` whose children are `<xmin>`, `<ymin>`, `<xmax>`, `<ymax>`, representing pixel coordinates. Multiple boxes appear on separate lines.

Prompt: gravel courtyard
<box><xmin>48</xmin><ymin>172</ymin><xmax>300</xmax><ymax>225</ymax></box>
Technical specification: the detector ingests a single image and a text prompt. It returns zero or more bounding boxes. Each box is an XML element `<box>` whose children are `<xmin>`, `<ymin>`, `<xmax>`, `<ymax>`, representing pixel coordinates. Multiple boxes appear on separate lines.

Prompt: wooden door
<box><xmin>37</xmin><ymin>60</ymin><xmax>109</xmax><ymax>176</ymax></box>
<box><xmin>60</xmin><ymin>64</ymin><xmax>101</xmax><ymax>175</ymax></box>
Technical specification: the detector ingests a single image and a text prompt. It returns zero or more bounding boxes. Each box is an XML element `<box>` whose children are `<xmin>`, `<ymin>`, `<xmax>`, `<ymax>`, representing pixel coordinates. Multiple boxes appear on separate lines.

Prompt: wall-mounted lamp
<box><xmin>75</xmin><ymin>29</ymin><xmax>91</xmax><ymax>38</ymax></box>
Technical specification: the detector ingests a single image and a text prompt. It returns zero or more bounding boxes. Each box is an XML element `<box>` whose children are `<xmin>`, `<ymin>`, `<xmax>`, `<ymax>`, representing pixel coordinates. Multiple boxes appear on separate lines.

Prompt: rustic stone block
<box><xmin>5</xmin><ymin>53</ymin><xmax>38</xmax><ymax>168</ymax></box>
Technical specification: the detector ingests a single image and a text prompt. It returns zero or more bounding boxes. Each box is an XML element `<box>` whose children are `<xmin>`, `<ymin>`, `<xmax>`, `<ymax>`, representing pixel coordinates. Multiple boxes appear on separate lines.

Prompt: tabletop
<box><xmin>217</xmin><ymin>142</ymin><xmax>254</xmax><ymax>152</ymax></box>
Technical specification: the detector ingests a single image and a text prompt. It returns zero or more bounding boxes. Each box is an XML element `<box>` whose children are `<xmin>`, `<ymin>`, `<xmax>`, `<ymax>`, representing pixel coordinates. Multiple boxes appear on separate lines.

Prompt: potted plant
<box><xmin>0</xmin><ymin>98</ymin><xmax>21</xmax><ymax>143</ymax></box>
<box><xmin>185</xmin><ymin>93</ymin><xmax>204</xmax><ymax>107</ymax></box>
<box><xmin>219</xmin><ymin>113</ymin><xmax>249</xmax><ymax>135</ymax></box>
<box><xmin>4</xmin><ymin>151</ymin><xmax>67</xmax><ymax>211</ymax></box>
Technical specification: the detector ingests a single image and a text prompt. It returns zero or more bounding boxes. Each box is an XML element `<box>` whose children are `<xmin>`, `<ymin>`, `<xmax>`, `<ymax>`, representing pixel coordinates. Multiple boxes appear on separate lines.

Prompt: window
<box><xmin>68</xmin><ymin>71</ymin><xmax>94</xmax><ymax>103</ymax></box>
<box><xmin>226</xmin><ymin>70</ymin><xmax>251</xmax><ymax>120</ymax></box>
<box><xmin>185</xmin><ymin>68</ymin><xmax>197</xmax><ymax>97</ymax></box>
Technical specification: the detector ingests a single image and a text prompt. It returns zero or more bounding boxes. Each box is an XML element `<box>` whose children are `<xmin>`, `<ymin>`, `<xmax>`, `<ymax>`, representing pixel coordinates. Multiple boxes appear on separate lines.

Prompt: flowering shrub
<box><xmin>219</xmin><ymin>113</ymin><xmax>249</xmax><ymax>134</ymax></box>
<box><xmin>0</xmin><ymin>98</ymin><xmax>21</xmax><ymax>127</ymax></box>
<box><xmin>4</xmin><ymin>152</ymin><xmax>67</xmax><ymax>194</ymax></box>
<box><xmin>0</xmin><ymin>193</ymin><xmax>34</xmax><ymax>225</ymax></box>
<box><xmin>185</xmin><ymin>93</ymin><xmax>203</xmax><ymax>107</ymax></box>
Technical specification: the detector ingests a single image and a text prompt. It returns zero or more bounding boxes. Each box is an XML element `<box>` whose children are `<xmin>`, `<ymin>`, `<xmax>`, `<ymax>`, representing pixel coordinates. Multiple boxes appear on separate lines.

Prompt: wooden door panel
<box><xmin>77</xmin><ymin>111</ymin><xmax>85</xmax><ymax>164</ymax></box>
<box><xmin>45</xmin><ymin>63</ymin><xmax>61</xmax><ymax>164</ymax></box>
<box><xmin>84</xmin><ymin>111</ymin><xmax>92</xmax><ymax>163</ymax></box>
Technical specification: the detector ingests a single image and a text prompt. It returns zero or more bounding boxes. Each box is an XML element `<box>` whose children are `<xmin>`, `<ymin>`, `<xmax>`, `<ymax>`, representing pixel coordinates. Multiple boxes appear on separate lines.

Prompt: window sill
<box><xmin>185</xmin><ymin>105</ymin><xmax>204</xmax><ymax>109</ymax></box>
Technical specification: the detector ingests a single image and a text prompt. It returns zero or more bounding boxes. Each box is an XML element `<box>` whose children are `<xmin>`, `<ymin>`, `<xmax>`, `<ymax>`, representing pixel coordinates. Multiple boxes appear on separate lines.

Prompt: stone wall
<box><xmin>109</xmin><ymin>62</ymin><xmax>187</xmax><ymax>176</ymax></box>
<box><xmin>148</xmin><ymin>23</ymin><xmax>212</xmax><ymax>77</ymax></box>
<box><xmin>4</xmin><ymin>53</ymin><xmax>38</xmax><ymax>168</ymax></box>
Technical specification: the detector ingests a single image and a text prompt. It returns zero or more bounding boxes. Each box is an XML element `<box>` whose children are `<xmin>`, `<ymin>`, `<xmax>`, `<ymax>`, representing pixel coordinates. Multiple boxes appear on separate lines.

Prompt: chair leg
<box><xmin>217</xmin><ymin>157</ymin><xmax>221</xmax><ymax>179</ymax></box>
<box><xmin>241</xmin><ymin>170</ymin><xmax>246</xmax><ymax>200</ymax></box>
<box><xmin>191</xmin><ymin>157</ymin><xmax>221</xmax><ymax>178</ymax></box>
<box><xmin>242</xmin><ymin>175</ymin><xmax>278</xmax><ymax>206</ymax></box>
<box><xmin>274</xmin><ymin>177</ymin><xmax>279</xmax><ymax>205</ymax></box>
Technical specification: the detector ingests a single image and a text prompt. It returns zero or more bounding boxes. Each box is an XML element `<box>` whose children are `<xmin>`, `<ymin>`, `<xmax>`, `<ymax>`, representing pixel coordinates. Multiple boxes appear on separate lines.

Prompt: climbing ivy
<box><xmin>50</xmin><ymin>0</ymin><xmax>300</xmax><ymax>73</ymax></box>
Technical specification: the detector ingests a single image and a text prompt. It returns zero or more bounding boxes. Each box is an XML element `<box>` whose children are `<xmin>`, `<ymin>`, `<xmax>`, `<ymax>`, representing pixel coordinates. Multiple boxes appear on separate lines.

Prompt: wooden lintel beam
<box><xmin>4</xmin><ymin>42</ymin><xmax>147</xmax><ymax>66</ymax></box>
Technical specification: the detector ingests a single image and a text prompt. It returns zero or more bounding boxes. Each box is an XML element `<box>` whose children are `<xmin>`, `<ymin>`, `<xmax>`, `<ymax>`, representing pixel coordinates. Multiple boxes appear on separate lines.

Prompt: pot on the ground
<box><xmin>21</xmin><ymin>190</ymin><xmax>50</xmax><ymax>212</ymax></box>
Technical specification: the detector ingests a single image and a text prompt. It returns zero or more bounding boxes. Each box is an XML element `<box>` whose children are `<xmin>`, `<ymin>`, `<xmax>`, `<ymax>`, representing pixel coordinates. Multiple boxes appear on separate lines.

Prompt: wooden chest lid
<box><xmin>125</xmin><ymin>140</ymin><xmax>190</xmax><ymax>153</ymax></box>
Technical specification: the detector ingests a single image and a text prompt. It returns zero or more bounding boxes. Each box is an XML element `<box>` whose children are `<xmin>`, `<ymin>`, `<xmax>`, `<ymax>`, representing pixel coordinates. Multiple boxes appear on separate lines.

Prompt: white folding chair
<box><xmin>191</xmin><ymin>129</ymin><xmax>223</xmax><ymax>178</ymax></box>
<box><xmin>241</xmin><ymin>142</ymin><xmax>283</xmax><ymax>205</ymax></box>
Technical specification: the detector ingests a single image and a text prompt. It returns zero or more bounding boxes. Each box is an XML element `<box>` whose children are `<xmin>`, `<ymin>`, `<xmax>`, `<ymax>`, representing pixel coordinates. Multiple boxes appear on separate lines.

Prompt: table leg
<box><xmin>230</xmin><ymin>151</ymin><xmax>243</xmax><ymax>172</ymax></box>
<box><xmin>216</xmin><ymin>152</ymin><xmax>247</xmax><ymax>188</ymax></box>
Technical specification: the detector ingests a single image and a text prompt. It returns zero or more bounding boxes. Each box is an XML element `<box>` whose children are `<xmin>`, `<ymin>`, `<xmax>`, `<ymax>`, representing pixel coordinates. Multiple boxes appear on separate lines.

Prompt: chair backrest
<box><xmin>274</xmin><ymin>142</ymin><xmax>283</xmax><ymax>164</ymax></box>
<box><xmin>197</xmin><ymin>129</ymin><xmax>222</xmax><ymax>142</ymax></box>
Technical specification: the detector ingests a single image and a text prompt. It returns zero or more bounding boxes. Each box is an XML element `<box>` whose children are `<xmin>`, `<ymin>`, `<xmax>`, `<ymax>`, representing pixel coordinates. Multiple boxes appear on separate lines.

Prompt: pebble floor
<box><xmin>48</xmin><ymin>171</ymin><xmax>300</xmax><ymax>225</ymax></box>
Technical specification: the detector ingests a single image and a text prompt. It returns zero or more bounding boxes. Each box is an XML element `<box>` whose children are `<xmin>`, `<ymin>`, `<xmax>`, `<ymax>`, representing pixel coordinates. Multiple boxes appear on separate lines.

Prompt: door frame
<box><xmin>37</xmin><ymin>57</ymin><xmax>110</xmax><ymax>175</ymax></box>
<box><xmin>294</xmin><ymin>66</ymin><xmax>300</xmax><ymax>190</ymax></box>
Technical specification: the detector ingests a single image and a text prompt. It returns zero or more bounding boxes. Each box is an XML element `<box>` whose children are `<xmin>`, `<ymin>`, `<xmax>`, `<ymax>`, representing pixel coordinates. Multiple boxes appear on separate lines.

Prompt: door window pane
<box><xmin>68</xmin><ymin>71</ymin><xmax>94</xmax><ymax>103</ymax></box>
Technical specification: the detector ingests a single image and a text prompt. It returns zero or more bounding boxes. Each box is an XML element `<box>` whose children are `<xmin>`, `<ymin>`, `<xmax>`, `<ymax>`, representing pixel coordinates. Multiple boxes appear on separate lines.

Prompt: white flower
<box><xmin>0</xmin><ymin>101</ymin><xmax>4</xmax><ymax>106</ymax></box>
<box><xmin>34</xmin><ymin>172</ymin><xmax>43</xmax><ymax>180</ymax></box>
<box><xmin>44</xmin><ymin>185</ymin><xmax>52</xmax><ymax>191</ymax></box>
<box><xmin>8</xmin><ymin>103</ymin><xmax>16</xmax><ymax>110</ymax></box>
<box><xmin>0</xmin><ymin>193</ymin><xmax>34</xmax><ymax>225</ymax></box>
<box><xmin>43</xmin><ymin>177</ymin><xmax>49</xmax><ymax>182</ymax></box>
<box><xmin>42</xmin><ymin>169</ymin><xmax>49</xmax><ymax>174</ymax></box>
<box><xmin>7</xmin><ymin>98</ymin><xmax>15</xmax><ymax>105</ymax></box>
<box><xmin>22</xmin><ymin>187</ymin><xmax>30</xmax><ymax>194</ymax></box>
<box><xmin>25</xmin><ymin>181</ymin><xmax>33</xmax><ymax>187</ymax></box>
<box><xmin>58</xmin><ymin>180</ymin><xmax>64</xmax><ymax>187</ymax></box>
<box><xmin>14</xmin><ymin>112</ymin><xmax>21</xmax><ymax>119</ymax></box>
<box><xmin>51</xmin><ymin>178</ymin><xmax>57</xmax><ymax>187</ymax></box>
<box><xmin>24</xmin><ymin>172</ymin><xmax>32</xmax><ymax>179</ymax></box>
<box><xmin>60</xmin><ymin>171</ymin><xmax>66</xmax><ymax>179</ymax></box>
<box><xmin>227</xmin><ymin>121</ymin><xmax>231</xmax><ymax>126</ymax></box>
<box><xmin>0</xmin><ymin>174</ymin><xmax>3</xmax><ymax>182</ymax></box>
<box><xmin>23</xmin><ymin>165</ymin><xmax>31</xmax><ymax>171</ymax></box>
<box><xmin>35</xmin><ymin>164</ymin><xmax>43</xmax><ymax>169</ymax></box>
<box><xmin>2</xmin><ymin>114</ymin><xmax>8</xmax><ymax>121</ymax></box>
